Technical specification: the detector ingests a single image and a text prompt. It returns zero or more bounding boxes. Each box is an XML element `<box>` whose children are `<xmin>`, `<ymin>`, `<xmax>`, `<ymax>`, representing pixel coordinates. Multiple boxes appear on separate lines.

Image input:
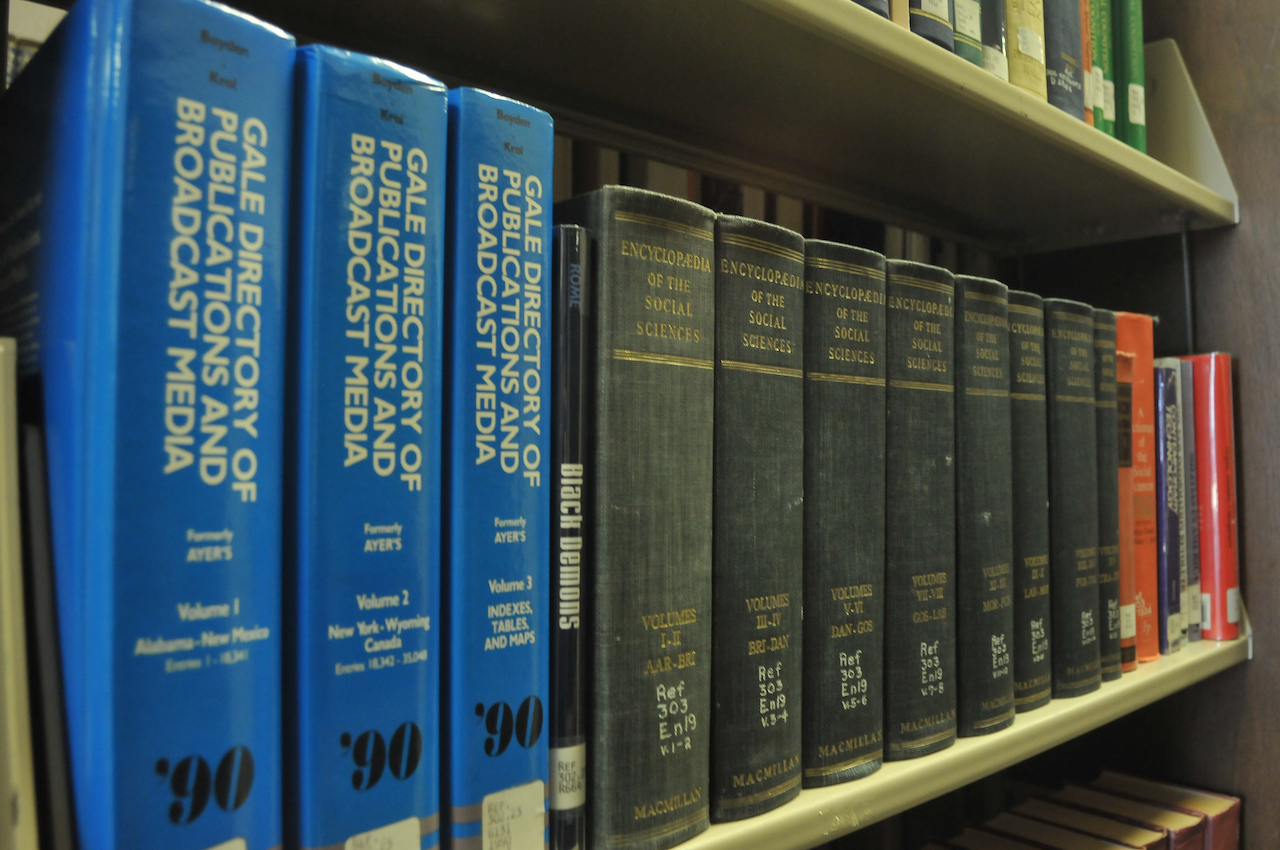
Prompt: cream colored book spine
<box><xmin>0</xmin><ymin>338</ymin><xmax>37</xmax><ymax>850</ymax></box>
<box><xmin>1005</xmin><ymin>0</ymin><xmax>1049</xmax><ymax>99</ymax></box>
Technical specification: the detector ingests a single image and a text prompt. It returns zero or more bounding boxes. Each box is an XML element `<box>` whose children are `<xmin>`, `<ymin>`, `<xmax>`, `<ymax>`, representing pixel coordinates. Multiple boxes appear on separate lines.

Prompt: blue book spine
<box><xmin>0</xmin><ymin>0</ymin><xmax>294</xmax><ymax>847</ymax></box>
<box><xmin>442</xmin><ymin>88</ymin><xmax>553</xmax><ymax>849</ymax></box>
<box><xmin>1154</xmin><ymin>365</ymin><xmax>1182</xmax><ymax>655</ymax></box>
<box><xmin>289</xmin><ymin>46</ymin><xmax>447</xmax><ymax>850</ymax></box>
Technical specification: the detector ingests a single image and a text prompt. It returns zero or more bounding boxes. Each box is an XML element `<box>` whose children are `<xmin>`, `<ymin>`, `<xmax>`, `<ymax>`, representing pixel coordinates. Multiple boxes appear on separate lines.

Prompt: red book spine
<box><xmin>1117</xmin><ymin>313</ymin><xmax>1160</xmax><ymax>661</ymax></box>
<box><xmin>1184</xmin><ymin>353</ymin><xmax>1241</xmax><ymax>641</ymax></box>
<box><xmin>1117</xmin><ymin>351</ymin><xmax>1138</xmax><ymax>670</ymax></box>
<box><xmin>1080</xmin><ymin>0</ymin><xmax>1095</xmax><ymax>126</ymax></box>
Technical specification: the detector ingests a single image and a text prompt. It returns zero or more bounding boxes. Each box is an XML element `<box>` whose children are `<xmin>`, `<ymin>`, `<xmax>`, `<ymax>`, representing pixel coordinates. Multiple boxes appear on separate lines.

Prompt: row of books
<box><xmin>856</xmin><ymin>0</ymin><xmax>1147</xmax><ymax>152</ymax></box>
<box><xmin>928</xmin><ymin>771</ymin><xmax>1240</xmax><ymax>850</ymax></box>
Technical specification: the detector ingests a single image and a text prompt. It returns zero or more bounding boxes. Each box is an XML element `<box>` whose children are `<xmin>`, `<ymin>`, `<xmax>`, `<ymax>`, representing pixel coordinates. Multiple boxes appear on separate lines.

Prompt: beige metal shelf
<box><xmin>241</xmin><ymin>0</ymin><xmax>1237</xmax><ymax>252</ymax></box>
<box><xmin>680</xmin><ymin>636</ymin><xmax>1248</xmax><ymax>850</ymax></box>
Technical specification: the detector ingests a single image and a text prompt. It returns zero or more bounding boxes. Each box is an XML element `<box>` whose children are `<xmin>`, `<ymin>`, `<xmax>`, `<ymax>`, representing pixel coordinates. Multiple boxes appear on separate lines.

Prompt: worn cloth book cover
<box><xmin>1115</xmin><ymin>313</ymin><xmax>1158</xmax><ymax>661</ymax></box>
<box><xmin>1008</xmin><ymin>291</ymin><xmax>1051</xmax><ymax>711</ymax></box>
<box><xmin>0</xmin><ymin>0</ymin><xmax>294</xmax><ymax>846</ymax></box>
<box><xmin>1053</xmin><ymin>785</ymin><xmax>1206</xmax><ymax>850</ymax></box>
<box><xmin>1153</xmin><ymin>362</ymin><xmax>1183</xmax><ymax>655</ymax></box>
<box><xmin>710</xmin><ymin>216</ymin><xmax>804</xmax><ymax>821</ymax></box>
<box><xmin>1179</xmin><ymin>362</ymin><xmax>1201</xmax><ymax>642</ymax></box>
<box><xmin>1089</xmin><ymin>0</ymin><xmax>1116</xmax><ymax>133</ymax></box>
<box><xmin>1014</xmin><ymin>797</ymin><xmax>1168</xmax><ymax>849</ymax></box>
<box><xmin>549</xmin><ymin>225</ymin><xmax>589</xmax><ymax>850</ymax></box>
<box><xmin>1113</xmin><ymin>0</ymin><xmax>1146</xmax><ymax>151</ymax></box>
<box><xmin>1044</xmin><ymin>299</ymin><xmax>1101</xmax><ymax>697</ymax></box>
<box><xmin>1093</xmin><ymin>771</ymin><xmax>1239</xmax><ymax>850</ymax></box>
<box><xmin>1005</xmin><ymin>0</ymin><xmax>1049</xmax><ymax>98</ymax></box>
<box><xmin>988</xmin><ymin>812</ymin><xmax>1141</xmax><ymax>850</ymax></box>
<box><xmin>911</xmin><ymin>0</ymin><xmax>957</xmax><ymax>51</ymax></box>
<box><xmin>1093</xmin><ymin>310</ymin><xmax>1121</xmax><ymax>680</ymax></box>
<box><xmin>442</xmin><ymin>88</ymin><xmax>552</xmax><ymax>850</ymax></box>
<box><xmin>1044</xmin><ymin>0</ymin><xmax>1087</xmax><ymax>118</ymax></box>
<box><xmin>954</xmin><ymin>276</ymin><xmax>1014</xmax><ymax>736</ymax></box>
<box><xmin>1116</xmin><ymin>351</ymin><xmax>1138</xmax><ymax>670</ymax></box>
<box><xmin>854</xmin><ymin>0</ymin><xmax>892</xmax><ymax>18</ymax></box>
<box><xmin>288</xmin><ymin>46</ymin><xmax>447</xmax><ymax>850</ymax></box>
<box><xmin>1181</xmin><ymin>354</ymin><xmax>1240</xmax><ymax>641</ymax></box>
<box><xmin>800</xmin><ymin>242</ymin><xmax>886</xmax><ymax>787</ymax></box>
<box><xmin>981</xmin><ymin>0</ymin><xmax>1010</xmax><ymax>79</ymax></box>
<box><xmin>954</xmin><ymin>0</ymin><xmax>986</xmax><ymax>65</ymax></box>
<box><xmin>554</xmin><ymin>186</ymin><xmax>715</xmax><ymax>850</ymax></box>
<box><xmin>883</xmin><ymin>261</ymin><xmax>957</xmax><ymax>760</ymax></box>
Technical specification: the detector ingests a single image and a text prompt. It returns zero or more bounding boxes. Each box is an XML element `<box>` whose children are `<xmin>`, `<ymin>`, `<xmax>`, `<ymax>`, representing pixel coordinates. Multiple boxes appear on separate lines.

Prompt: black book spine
<box><xmin>555</xmin><ymin>187</ymin><xmax>714</xmax><ymax>850</ymax></box>
<box><xmin>854</xmin><ymin>0</ymin><xmax>892</xmax><ymax>18</ymax></box>
<box><xmin>884</xmin><ymin>261</ymin><xmax>957</xmax><ymax>760</ymax></box>
<box><xmin>954</xmin><ymin>276</ymin><xmax>1015</xmax><ymax>736</ymax></box>
<box><xmin>1093</xmin><ymin>310</ymin><xmax>1123</xmax><ymax>680</ymax></box>
<box><xmin>1008</xmin><ymin>292</ymin><xmax>1052</xmax><ymax>712</ymax></box>
<box><xmin>1044</xmin><ymin>0</ymin><xmax>1087</xmax><ymax>117</ymax></box>
<box><xmin>981</xmin><ymin>0</ymin><xmax>1009</xmax><ymax>79</ymax></box>
<box><xmin>550</xmin><ymin>226</ymin><xmax>589</xmax><ymax>849</ymax></box>
<box><xmin>1044</xmin><ymin>299</ymin><xmax>1101</xmax><ymax>698</ymax></box>
<box><xmin>710</xmin><ymin>217</ymin><xmax>804</xmax><ymax>821</ymax></box>
<box><xmin>910</xmin><ymin>0</ymin><xmax>957</xmax><ymax>51</ymax></box>
<box><xmin>800</xmin><ymin>241</ymin><xmax>886</xmax><ymax>788</ymax></box>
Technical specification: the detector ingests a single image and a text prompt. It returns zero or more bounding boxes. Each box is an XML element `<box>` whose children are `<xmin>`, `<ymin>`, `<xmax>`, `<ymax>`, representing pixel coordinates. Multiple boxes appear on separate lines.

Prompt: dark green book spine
<box><xmin>1093</xmin><ymin>310</ymin><xmax>1122</xmax><ymax>680</ymax></box>
<box><xmin>884</xmin><ymin>261</ymin><xmax>957</xmax><ymax>760</ymax></box>
<box><xmin>981</xmin><ymin>0</ymin><xmax>1010</xmax><ymax>80</ymax></box>
<box><xmin>710</xmin><ymin>217</ymin><xmax>805</xmax><ymax>821</ymax></box>
<box><xmin>1113</xmin><ymin>0</ymin><xmax>1145</xmax><ymax>151</ymax></box>
<box><xmin>1090</xmin><ymin>0</ymin><xmax>1115</xmax><ymax>134</ymax></box>
<box><xmin>954</xmin><ymin>0</ymin><xmax>986</xmax><ymax>66</ymax></box>
<box><xmin>554</xmin><ymin>187</ymin><xmax>714</xmax><ymax>850</ymax></box>
<box><xmin>1008</xmin><ymin>292</ymin><xmax>1052</xmax><ymax>712</ymax></box>
<box><xmin>1045</xmin><ymin>298</ymin><xmax>1102</xmax><ymax>698</ymax></box>
<box><xmin>1044</xmin><ymin>0</ymin><xmax>1086</xmax><ymax>118</ymax></box>
<box><xmin>800</xmin><ymin>241</ymin><xmax>886</xmax><ymax>788</ymax></box>
<box><xmin>911</xmin><ymin>0</ymin><xmax>957</xmax><ymax>51</ymax></box>
<box><xmin>954</xmin><ymin>277</ymin><xmax>1015</xmax><ymax>736</ymax></box>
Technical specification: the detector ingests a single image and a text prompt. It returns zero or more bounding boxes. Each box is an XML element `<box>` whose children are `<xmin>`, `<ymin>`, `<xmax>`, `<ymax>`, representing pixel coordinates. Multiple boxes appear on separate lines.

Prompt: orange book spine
<box><xmin>1080</xmin><ymin>0</ymin><xmax>1095</xmax><ymax>126</ymax></box>
<box><xmin>1117</xmin><ymin>313</ymin><xmax>1159</xmax><ymax>661</ymax></box>
<box><xmin>1116</xmin><ymin>351</ymin><xmax>1138</xmax><ymax>670</ymax></box>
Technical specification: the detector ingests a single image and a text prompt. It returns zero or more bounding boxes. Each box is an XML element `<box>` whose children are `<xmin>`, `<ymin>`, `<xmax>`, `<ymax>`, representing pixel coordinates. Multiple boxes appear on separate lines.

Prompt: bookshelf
<box><xmin>682</xmin><ymin>638</ymin><xmax>1248</xmax><ymax>850</ymax></box>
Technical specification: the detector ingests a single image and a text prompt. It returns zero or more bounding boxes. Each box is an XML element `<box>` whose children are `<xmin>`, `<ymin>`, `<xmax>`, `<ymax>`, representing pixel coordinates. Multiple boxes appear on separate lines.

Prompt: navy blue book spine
<box><xmin>288</xmin><ymin>46</ymin><xmax>447</xmax><ymax>850</ymax></box>
<box><xmin>442</xmin><ymin>88</ymin><xmax>553</xmax><ymax>850</ymax></box>
<box><xmin>1180</xmin><ymin>361</ymin><xmax>1202</xmax><ymax>642</ymax></box>
<box><xmin>1154</xmin><ymin>365</ymin><xmax>1181</xmax><ymax>654</ymax></box>
<box><xmin>0</xmin><ymin>0</ymin><xmax>294</xmax><ymax>847</ymax></box>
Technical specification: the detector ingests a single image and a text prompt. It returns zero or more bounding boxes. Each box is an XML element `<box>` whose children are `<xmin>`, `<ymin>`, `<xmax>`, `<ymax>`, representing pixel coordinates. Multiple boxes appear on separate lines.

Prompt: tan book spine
<box><xmin>1004</xmin><ymin>0</ymin><xmax>1049</xmax><ymax>99</ymax></box>
<box><xmin>891</xmin><ymin>0</ymin><xmax>912</xmax><ymax>28</ymax></box>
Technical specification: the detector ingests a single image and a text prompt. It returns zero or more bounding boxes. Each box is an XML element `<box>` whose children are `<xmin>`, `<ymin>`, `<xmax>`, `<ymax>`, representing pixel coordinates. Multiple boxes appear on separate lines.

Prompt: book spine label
<box><xmin>1090</xmin><ymin>0</ymin><xmax>1116</xmax><ymax>133</ymax></box>
<box><xmin>884</xmin><ymin>263</ymin><xmax>957</xmax><ymax>759</ymax></box>
<box><xmin>1008</xmin><ymin>297</ymin><xmax>1051</xmax><ymax>711</ymax></box>
<box><xmin>1116</xmin><ymin>352</ymin><xmax>1138</xmax><ymax>669</ymax></box>
<box><xmin>955</xmin><ymin>279</ymin><xmax>1014</xmax><ymax>736</ymax></box>
<box><xmin>1116</xmin><ymin>314</ymin><xmax>1159</xmax><ymax>661</ymax></box>
<box><xmin>290</xmin><ymin>48</ymin><xmax>447</xmax><ymax>849</ymax></box>
<box><xmin>443</xmin><ymin>89</ymin><xmax>553</xmax><ymax>849</ymax></box>
<box><xmin>549</xmin><ymin>226</ymin><xmax>588</xmax><ymax>849</ymax></box>
<box><xmin>981</xmin><ymin>0</ymin><xmax>1011</xmax><ymax>80</ymax></box>
<box><xmin>1190</xmin><ymin>355</ymin><xmax>1240</xmax><ymax>641</ymax></box>
<box><xmin>800</xmin><ymin>245</ymin><xmax>886</xmax><ymax>788</ymax></box>
<box><xmin>104</xmin><ymin>5</ymin><xmax>295</xmax><ymax>847</ymax></box>
<box><xmin>1093</xmin><ymin>313</ymin><xmax>1122</xmax><ymax>680</ymax></box>
<box><xmin>710</xmin><ymin>219</ymin><xmax>805</xmax><ymax>821</ymax></box>
<box><xmin>1179</xmin><ymin>362</ymin><xmax>1201</xmax><ymax>642</ymax></box>
<box><xmin>1113</xmin><ymin>0</ymin><xmax>1146</xmax><ymax>151</ymax></box>
<box><xmin>911</xmin><ymin>0</ymin><xmax>958</xmax><ymax>51</ymax></box>
<box><xmin>556</xmin><ymin>188</ymin><xmax>715</xmax><ymax>850</ymax></box>
<box><xmin>954</xmin><ymin>0</ymin><xmax>986</xmax><ymax>65</ymax></box>
<box><xmin>1154</xmin><ymin>365</ymin><xmax>1182</xmax><ymax>654</ymax></box>
<box><xmin>1045</xmin><ymin>302</ymin><xmax>1100</xmax><ymax>697</ymax></box>
<box><xmin>1044</xmin><ymin>0</ymin><xmax>1087</xmax><ymax>118</ymax></box>
<box><xmin>1005</xmin><ymin>0</ymin><xmax>1049</xmax><ymax>98</ymax></box>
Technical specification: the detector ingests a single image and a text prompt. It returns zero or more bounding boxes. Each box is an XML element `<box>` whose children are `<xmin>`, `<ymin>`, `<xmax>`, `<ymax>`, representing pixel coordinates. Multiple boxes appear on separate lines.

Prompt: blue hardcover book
<box><xmin>442</xmin><ymin>88</ymin><xmax>553</xmax><ymax>849</ymax></box>
<box><xmin>288</xmin><ymin>46</ymin><xmax>447</xmax><ymax>850</ymax></box>
<box><xmin>1154</xmin><ymin>363</ymin><xmax>1182</xmax><ymax>655</ymax></box>
<box><xmin>0</xmin><ymin>0</ymin><xmax>293</xmax><ymax>848</ymax></box>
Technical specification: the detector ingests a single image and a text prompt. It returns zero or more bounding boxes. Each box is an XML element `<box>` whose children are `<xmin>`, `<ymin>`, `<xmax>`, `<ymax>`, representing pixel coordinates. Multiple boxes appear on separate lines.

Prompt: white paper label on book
<box><xmin>1120</xmin><ymin>603</ymin><xmax>1136</xmax><ymax>639</ymax></box>
<box><xmin>1104</xmin><ymin>79</ymin><xmax>1117</xmax><ymax>121</ymax></box>
<box><xmin>1017</xmin><ymin>26</ymin><xmax>1045</xmax><ymax>64</ymax></box>
<box><xmin>1189</xmin><ymin>584</ymin><xmax>1202</xmax><ymax>625</ymax></box>
<box><xmin>549</xmin><ymin>743</ymin><xmax>587</xmax><ymax>810</ymax></box>
<box><xmin>920</xmin><ymin>0</ymin><xmax>950</xmax><ymax>20</ymax></box>
<box><xmin>1092</xmin><ymin>66</ymin><xmax>1105</xmax><ymax>109</ymax></box>
<box><xmin>1227</xmin><ymin>587</ymin><xmax>1241</xmax><ymax>624</ymax></box>
<box><xmin>1129</xmin><ymin>83</ymin><xmax>1146</xmax><ymax>125</ymax></box>
<box><xmin>954</xmin><ymin>0</ymin><xmax>981</xmax><ymax>40</ymax></box>
<box><xmin>1201</xmin><ymin>593</ymin><xmax>1212</xmax><ymax>630</ymax></box>
<box><xmin>984</xmin><ymin>46</ymin><xmax>1010</xmax><ymax>81</ymax></box>
<box><xmin>483</xmin><ymin>780</ymin><xmax>545</xmax><ymax>850</ymax></box>
<box><xmin>346</xmin><ymin>818</ymin><xmax>418</xmax><ymax>850</ymax></box>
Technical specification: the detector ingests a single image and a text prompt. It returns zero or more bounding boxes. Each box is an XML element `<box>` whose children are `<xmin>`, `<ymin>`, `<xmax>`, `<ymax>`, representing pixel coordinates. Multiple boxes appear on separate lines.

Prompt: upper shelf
<box><xmin>238</xmin><ymin>0</ymin><xmax>1238</xmax><ymax>251</ymax></box>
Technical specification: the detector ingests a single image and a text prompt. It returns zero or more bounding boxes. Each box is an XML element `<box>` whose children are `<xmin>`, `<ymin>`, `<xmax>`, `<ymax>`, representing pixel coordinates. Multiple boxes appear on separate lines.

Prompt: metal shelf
<box><xmin>681</xmin><ymin>637</ymin><xmax>1248</xmax><ymax>850</ymax></box>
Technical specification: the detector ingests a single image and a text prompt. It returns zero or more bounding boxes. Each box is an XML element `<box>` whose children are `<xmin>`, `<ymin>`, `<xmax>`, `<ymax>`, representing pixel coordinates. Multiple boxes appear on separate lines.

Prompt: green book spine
<box><xmin>1090</xmin><ymin>0</ymin><xmax>1116</xmax><ymax>135</ymax></box>
<box><xmin>955</xmin><ymin>0</ymin><xmax>986</xmax><ymax>65</ymax></box>
<box><xmin>1093</xmin><ymin>310</ymin><xmax>1123</xmax><ymax>681</ymax></box>
<box><xmin>710</xmin><ymin>217</ymin><xmax>805</xmax><ymax>821</ymax></box>
<box><xmin>1113</xmin><ymin>0</ymin><xmax>1145</xmax><ymax>151</ymax></box>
